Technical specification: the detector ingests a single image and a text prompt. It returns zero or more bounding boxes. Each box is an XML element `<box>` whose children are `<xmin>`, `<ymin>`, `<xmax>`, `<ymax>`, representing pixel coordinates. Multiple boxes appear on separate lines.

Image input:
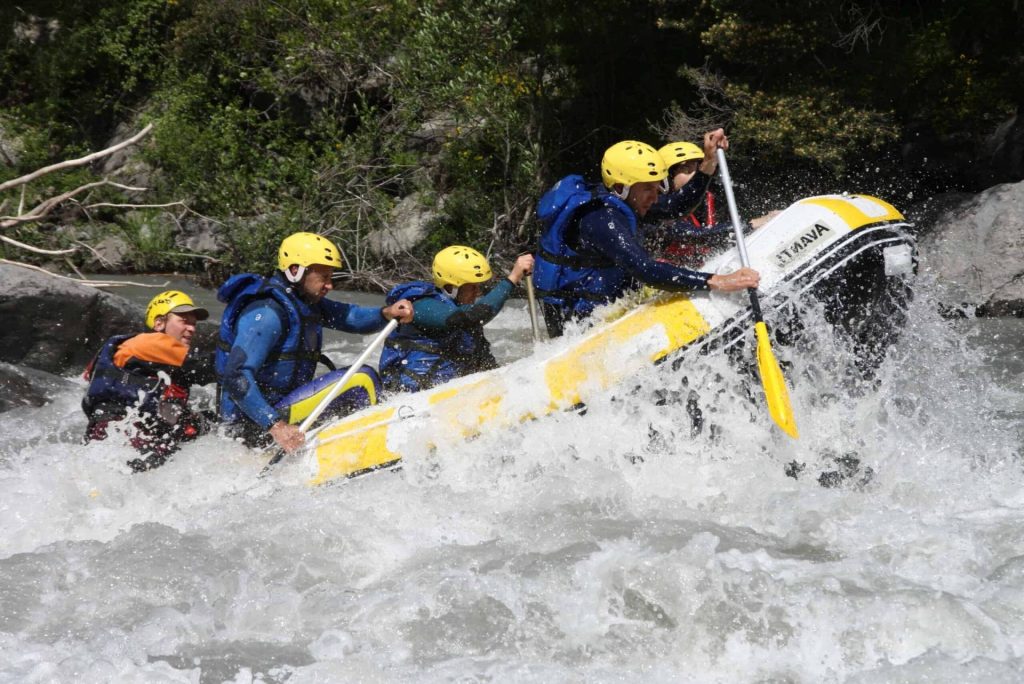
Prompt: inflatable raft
<box><xmin>303</xmin><ymin>194</ymin><xmax>916</xmax><ymax>485</ymax></box>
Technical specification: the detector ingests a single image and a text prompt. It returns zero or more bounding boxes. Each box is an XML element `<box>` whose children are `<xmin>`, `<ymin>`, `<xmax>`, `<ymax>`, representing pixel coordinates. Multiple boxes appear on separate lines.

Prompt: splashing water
<box><xmin>1</xmin><ymin>276</ymin><xmax>1023</xmax><ymax>683</ymax></box>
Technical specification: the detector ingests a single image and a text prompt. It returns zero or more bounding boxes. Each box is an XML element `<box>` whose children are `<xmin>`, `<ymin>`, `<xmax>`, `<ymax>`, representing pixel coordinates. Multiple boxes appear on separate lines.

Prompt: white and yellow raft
<box><xmin>303</xmin><ymin>194</ymin><xmax>915</xmax><ymax>485</ymax></box>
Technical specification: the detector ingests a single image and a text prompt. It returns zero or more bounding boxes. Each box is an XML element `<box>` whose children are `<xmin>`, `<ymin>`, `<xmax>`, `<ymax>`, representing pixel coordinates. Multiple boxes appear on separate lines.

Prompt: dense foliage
<box><xmin>1</xmin><ymin>0</ymin><xmax>1020</xmax><ymax>281</ymax></box>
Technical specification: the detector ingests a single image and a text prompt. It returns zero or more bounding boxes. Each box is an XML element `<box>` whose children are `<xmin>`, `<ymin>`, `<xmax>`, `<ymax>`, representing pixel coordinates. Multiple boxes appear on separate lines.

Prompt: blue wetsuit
<box><xmin>542</xmin><ymin>199</ymin><xmax>714</xmax><ymax>337</ymax></box>
<box><xmin>218</xmin><ymin>273</ymin><xmax>389</xmax><ymax>435</ymax></box>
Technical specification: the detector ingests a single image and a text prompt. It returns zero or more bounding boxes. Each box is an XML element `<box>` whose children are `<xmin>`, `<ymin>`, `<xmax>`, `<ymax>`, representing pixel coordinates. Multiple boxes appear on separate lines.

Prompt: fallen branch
<box><xmin>0</xmin><ymin>124</ymin><xmax>153</xmax><ymax>194</ymax></box>
<box><xmin>0</xmin><ymin>258</ymin><xmax>169</xmax><ymax>288</ymax></box>
<box><xmin>71</xmin><ymin>239</ymin><xmax>115</xmax><ymax>269</ymax></box>
<box><xmin>83</xmin><ymin>201</ymin><xmax>184</xmax><ymax>211</ymax></box>
<box><xmin>0</xmin><ymin>179</ymin><xmax>148</xmax><ymax>229</ymax></box>
<box><xmin>0</xmin><ymin>234</ymin><xmax>77</xmax><ymax>255</ymax></box>
<box><xmin>166</xmin><ymin>251</ymin><xmax>222</xmax><ymax>262</ymax></box>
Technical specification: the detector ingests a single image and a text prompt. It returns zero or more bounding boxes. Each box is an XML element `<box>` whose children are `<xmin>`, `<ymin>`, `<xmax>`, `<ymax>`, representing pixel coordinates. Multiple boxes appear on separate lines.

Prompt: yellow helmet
<box><xmin>145</xmin><ymin>290</ymin><xmax>209</xmax><ymax>329</ymax></box>
<box><xmin>658</xmin><ymin>141</ymin><xmax>705</xmax><ymax>167</ymax></box>
<box><xmin>278</xmin><ymin>232</ymin><xmax>343</xmax><ymax>282</ymax></box>
<box><xmin>601</xmin><ymin>140</ymin><xmax>668</xmax><ymax>191</ymax></box>
<box><xmin>432</xmin><ymin>245</ymin><xmax>492</xmax><ymax>289</ymax></box>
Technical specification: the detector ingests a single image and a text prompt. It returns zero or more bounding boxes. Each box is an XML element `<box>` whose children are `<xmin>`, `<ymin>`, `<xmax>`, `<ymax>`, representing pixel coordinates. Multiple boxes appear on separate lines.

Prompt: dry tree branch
<box><xmin>0</xmin><ymin>179</ymin><xmax>148</xmax><ymax>228</ymax></box>
<box><xmin>1</xmin><ymin>234</ymin><xmax>76</xmax><ymax>255</ymax></box>
<box><xmin>834</xmin><ymin>2</ymin><xmax>887</xmax><ymax>53</ymax></box>
<box><xmin>0</xmin><ymin>124</ymin><xmax>201</xmax><ymax>270</ymax></box>
<box><xmin>82</xmin><ymin>201</ymin><xmax>184</xmax><ymax>211</ymax></box>
<box><xmin>72</xmin><ymin>239</ymin><xmax>115</xmax><ymax>269</ymax></box>
<box><xmin>0</xmin><ymin>123</ymin><xmax>153</xmax><ymax>194</ymax></box>
<box><xmin>0</xmin><ymin>259</ymin><xmax>169</xmax><ymax>288</ymax></box>
<box><xmin>64</xmin><ymin>257</ymin><xmax>88</xmax><ymax>280</ymax></box>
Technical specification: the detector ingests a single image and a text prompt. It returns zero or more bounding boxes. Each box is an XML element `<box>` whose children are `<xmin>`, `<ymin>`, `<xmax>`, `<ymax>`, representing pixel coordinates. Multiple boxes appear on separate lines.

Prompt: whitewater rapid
<box><xmin>1</xmin><ymin>277</ymin><xmax>1023</xmax><ymax>683</ymax></box>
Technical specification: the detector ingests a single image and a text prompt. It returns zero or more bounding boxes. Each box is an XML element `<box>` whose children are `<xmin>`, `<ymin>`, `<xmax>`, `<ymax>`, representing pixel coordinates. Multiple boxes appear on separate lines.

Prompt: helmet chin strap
<box><xmin>612</xmin><ymin>179</ymin><xmax>667</xmax><ymax>198</ymax></box>
<box><xmin>284</xmin><ymin>265</ymin><xmax>306</xmax><ymax>283</ymax></box>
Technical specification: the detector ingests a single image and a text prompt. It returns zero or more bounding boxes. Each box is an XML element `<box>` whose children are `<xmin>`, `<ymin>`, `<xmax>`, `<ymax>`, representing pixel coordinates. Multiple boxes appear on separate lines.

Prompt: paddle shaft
<box><xmin>298</xmin><ymin>318</ymin><xmax>399</xmax><ymax>433</ymax></box>
<box><xmin>715</xmin><ymin>148</ymin><xmax>799</xmax><ymax>439</ymax></box>
<box><xmin>263</xmin><ymin>318</ymin><xmax>399</xmax><ymax>472</ymax></box>
<box><xmin>524</xmin><ymin>273</ymin><xmax>541</xmax><ymax>342</ymax></box>
<box><xmin>714</xmin><ymin>149</ymin><xmax>764</xmax><ymax>320</ymax></box>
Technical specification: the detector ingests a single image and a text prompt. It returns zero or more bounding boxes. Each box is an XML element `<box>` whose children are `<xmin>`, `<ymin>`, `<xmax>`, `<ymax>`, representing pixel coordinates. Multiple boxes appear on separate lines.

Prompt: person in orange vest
<box><xmin>82</xmin><ymin>290</ymin><xmax>216</xmax><ymax>471</ymax></box>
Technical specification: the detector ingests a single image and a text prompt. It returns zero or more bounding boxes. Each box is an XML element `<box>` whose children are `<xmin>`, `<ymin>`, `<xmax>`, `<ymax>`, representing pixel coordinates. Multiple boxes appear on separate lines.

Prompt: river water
<box><xmin>1</xmin><ymin>273</ymin><xmax>1023</xmax><ymax>683</ymax></box>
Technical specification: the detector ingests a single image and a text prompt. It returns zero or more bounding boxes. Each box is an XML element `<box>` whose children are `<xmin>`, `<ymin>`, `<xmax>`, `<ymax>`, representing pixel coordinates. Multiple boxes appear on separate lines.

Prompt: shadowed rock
<box><xmin>918</xmin><ymin>179</ymin><xmax>1024</xmax><ymax>316</ymax></box>
<box><xmin>0</xmin><ymin>263</ymin><xmax>142</xmax><ymax>374</ymax></box>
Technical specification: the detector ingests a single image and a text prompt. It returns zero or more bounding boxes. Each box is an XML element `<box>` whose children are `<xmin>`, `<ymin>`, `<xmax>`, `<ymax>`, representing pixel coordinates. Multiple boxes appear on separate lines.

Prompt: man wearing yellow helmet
<box><xmin>378</xmin><ymin>246</ymin><xmax>534</xmax><ymax>393</ymax></box>
<box><xmin>215</xmin><ymin>232</ymin><xmax>413</xmax><ymax>452</ymax></box>
<box><xmin>531</xmin><ymin>137</ymin><xmax>759</xmax><ymax>336</ymax></box>
<box><xmin>658</xmin><ymin>128</ymin><xmax>728</xmax><ymax>194</ymax></box>
<box><xmin>82</xmin><ymin>290</ymin><xmax>216</xmax><ymax>471</ymax></box>
<box><xmin>651</xmin><ymin>132</ymin><xmax>733</xmax><ymax>267</ymax></box>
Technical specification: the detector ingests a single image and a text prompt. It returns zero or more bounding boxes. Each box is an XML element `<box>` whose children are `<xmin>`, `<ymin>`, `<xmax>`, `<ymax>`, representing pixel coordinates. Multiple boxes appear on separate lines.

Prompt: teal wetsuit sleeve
<box><xmin>320</xmin><ymin>298</ymin><xmax>388</xmax><ymax>333</ymax></box>
<box><xmin>413</xmin><ymin>279</ymin><xmax>514</xmax><ymax>331</ymax></box>
<box><xmin>223</xmin><ymin>303</ymin><xmax>287</xmax><ymax>429</ymax></box>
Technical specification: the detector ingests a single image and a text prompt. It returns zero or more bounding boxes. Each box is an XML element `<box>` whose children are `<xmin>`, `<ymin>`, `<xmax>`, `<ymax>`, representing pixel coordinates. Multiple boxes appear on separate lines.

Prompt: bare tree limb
<box><xmin>83</xmin><ymin>201</ymin><xmax>183</xmax><ymax>211</ymax></box>
<box><xmin>166</xmin><ymin>251</ymin><xmax>222</xmax><ymax>262</ymax></box>
<box><xmin>72</xmin><ymin>239</ymin><xmax>115</xmax><ymax>269</ymax></box>
<box><xmin>0</xmin><ymin>259</ymin><xmax>169</xmax><ymax>288</ymax></box>
<box><xmin>0</xmin><ymin>234</ymin><xmax>76</xmax><ymax>255</ymax></box>
<box><xmin>0</xmin><ymin>179</ymin><xmax>146</xmax><ymax>228</ymax></box>
<box><xmin>0</xmin><ymin>123</ymin><xmax>153</xmax><ymax>194</ymax></box>
<box><xmin>64</xmin><ymin>256</ymin><xmax>88</xmax><ymax>279</ymax></box>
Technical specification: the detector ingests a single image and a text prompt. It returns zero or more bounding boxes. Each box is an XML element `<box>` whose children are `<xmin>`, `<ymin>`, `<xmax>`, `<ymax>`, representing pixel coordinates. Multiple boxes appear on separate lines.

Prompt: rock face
<box><xmin>985</xmin><ymin>112</ymin><xmax>1024</xmax><ymax>188</ymax></box>
<box><xmin>0</xmin><ymin>363</ymin><xmax>79</xmax><ymax>412</ymax></box>
<box><xmin>918</xmin><ymin>180</ymin><xmax>1024</xmax><ymax>316</ymax></box>
<box><xmin>0</xmin><ymin>263</ymin><xmax>142</xmax><ymax>374</ymax></box>
<box><xmin>0</xmin><ymin>264</ymin><xmax>221</xmax><ymax>380</ymax></box>
<box><xmin>366</xmin><ymin>192</ymin><xmax>437</xmax><ymax>257</ymax></box>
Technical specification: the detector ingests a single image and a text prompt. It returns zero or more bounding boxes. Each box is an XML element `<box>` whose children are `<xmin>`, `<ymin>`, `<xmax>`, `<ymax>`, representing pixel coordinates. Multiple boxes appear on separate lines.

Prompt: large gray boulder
<box><xmin>918</xmin><ymin>180</ymin><xmax>1024</xmax><ymax>316</ymax></box>
<box><xmin>0</xmin><ymin>263</ymin><xmax>142</xmax><ymax>374</ymax></box>
<box><xmin>0</xmin><ymin>363</ymin><xmax>79</xmax><ymax>412</ymax></box>
<box><xmin>366</xmin><ymin>192</ymin><xmax>438</xmax><ymax>257</ymax></box>
<box><xmin>984</xmin><ymin>112</ymin><xmax>1024</xmax><ymax>187</ymax></box>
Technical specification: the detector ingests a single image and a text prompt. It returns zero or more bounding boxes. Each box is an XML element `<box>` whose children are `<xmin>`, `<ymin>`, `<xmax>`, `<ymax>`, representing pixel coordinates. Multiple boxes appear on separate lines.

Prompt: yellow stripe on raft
<box><xmin>799</xmin><ymin>195</ymin><xmax>904</xmax><ymax>230</ymax></box>
<box><xmin>312</xmin><ymin>406</ymin><xmax>398</xmax><ymax>484</ymax></box>
<box><xmin>545</xmin><ymin>296</ymin><xmax>710</xmax><ymax>406</ymax></box>
<box><xmin>310</xmin><ymin>293</ymin><xmax>711</xmax><ymax>485</ymax></box>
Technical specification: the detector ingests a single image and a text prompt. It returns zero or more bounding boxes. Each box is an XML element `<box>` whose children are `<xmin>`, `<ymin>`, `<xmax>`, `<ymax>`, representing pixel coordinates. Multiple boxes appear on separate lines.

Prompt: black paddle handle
<box><xmin>747</xmin><ymin>287</ymin><xmax>764</xmax><ymax>323</ymax></box>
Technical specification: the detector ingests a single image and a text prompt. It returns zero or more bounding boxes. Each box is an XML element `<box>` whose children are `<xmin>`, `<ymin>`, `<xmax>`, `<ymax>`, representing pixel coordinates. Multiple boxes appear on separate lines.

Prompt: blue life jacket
<box><xmin>216</xmin><ymin>273</ymin><xmax>332</xmax><ymax>402</ymax></box>
<box><xmin>82</xmin><ymin>334</ymin><xmax>171</xmax><ymax>419</ymax></box>
<box><xmin>379</xmin><ymin>281</ymin><xmax>491</xmax><ymax>393</ymax></box>
<box><xmin>532</xmin><ymin>174</ymin><xmax>639</xmax><ymax>315</ymax></box>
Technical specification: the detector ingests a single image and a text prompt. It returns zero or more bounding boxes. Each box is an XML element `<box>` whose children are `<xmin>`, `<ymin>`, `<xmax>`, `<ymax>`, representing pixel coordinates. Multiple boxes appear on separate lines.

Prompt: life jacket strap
<box><xmin>216</xmin><ymin>338</ymin><xmax>330</xmax><ymax>368</ymax></box>
<box><xmin>533</xmin><ymin>286</ymin><xmax>610</xmax><ymax>303</ymax></box>
<box><xmin>385</xmin><ymin>337</ymin><xmax>441</xmax><ymax>354</ymax></box>
<box><xmin>89</xmin><ymin>366</ymin><xmax>163</xmax><ymax>391</ymax></box>
<box><xmin>536</xmin><ymin>245</ymin><xmax>615</xmax><ymax>270</ymax></box>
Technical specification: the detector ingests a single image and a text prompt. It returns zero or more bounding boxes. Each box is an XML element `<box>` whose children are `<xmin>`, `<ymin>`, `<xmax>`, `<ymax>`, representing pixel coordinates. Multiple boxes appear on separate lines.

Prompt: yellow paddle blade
<box><xmin>754</xmin><ymin>321</ymin><xmax>799</xmax><ymax>438</ymax></box>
